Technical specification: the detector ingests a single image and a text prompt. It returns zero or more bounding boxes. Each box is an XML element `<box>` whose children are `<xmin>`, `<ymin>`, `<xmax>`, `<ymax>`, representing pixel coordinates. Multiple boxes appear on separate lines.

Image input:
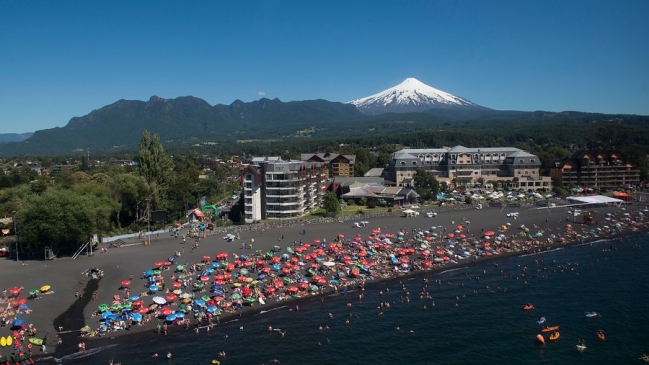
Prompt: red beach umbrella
<box><xmin>271</xmin><ymin>256</ymin><xmax>280</xmax><ymax>264</ymax></box>
<box><xmin>313</xmin><ymin>239</ymin><xmax>321</xmax><ymax>243</ymax></box>
<box><xmin>166</xmin><ymin>294</ymin><xmax>176</xmax><ymax>302</ymax></box>
<box><xmin>160</xmin><ymin>307</ymin><xmax>173</xmax><ymax>316</ymax></box>
<box><xmin>9</xmin><ymin>287</ymin><xmax>21</xmax><ymax>296</ymax></box>
<box><xmin>350</xmin><ymin>269</ymin><xmax>360</xmax><ymax>277</ymax></box>
<box><xmin>163</xmin><ymin>261</ymin><xmax>172</xmax><ymax>266</ymax></box>
<box><xmin>172</xmin><ymin>282</ymin><xmax>182</xmax><ymax>289</ymax></box>
<box><xmin>447</xmin><ymin>233</ymin><xmax>455</xmax><ymax>238</ymax></box>
<box><xmin>274</xmin><ymin>280</ymin><xmax>284</xmax><ymax>288</ymax></box>
<box><xmin>287</xmin><ymin>286</ymin><xmax>299</xmax><ymax>293</ymax></box>
<box><xmin>298</xmin><ymin>282</ymin><xmax>309</xmax><ymax>290</ymax></box>
<box><xmin>137</xmin><ymin>307</ymin><xmax>148</xmax><ymax>314</ymax></box>
<box><xmin>200</xmin><ymin>276</ymin><xmax>210</xmax><ymax>282</ymax></box>
<box><xmin>256</xmin><ymin>259</ymin><xmax>265</xmax><ymax>266</ymax></box>
<box><xmin>238</xmin><ymin>276</ymin><xmax>247</xmax><ymax>282</ymax></box>
<box><xmin>226</xmin><ymin>264</ymin><xmax>235</xmax><ymax>271</ymax></box>
<box><xmin>261</xmin><ymin>267</ymin><xmax>271</xmax><ymax>274</ymax></box>
<box><xmin>215</xmin><ymin>274</ymin><xmax>225</xmax><ymax>281</ymax></box>
<box><xmin>203</xmin><ymin>255</ymin><xmax>211</xmax><ymax>261</ymax></box>
<box><xmin>484</xmin><ymin>231</ymin><xmax>495</xmax><ymax>236</ymax></box>
<box><xmin>121</xmin><ymin>280</ymin><xmax>131</xmax><ymax>287</ymax></box>
<box><xmin>154</xmin><ymin>261</ymin><xmax>165</xmax><ymax>268</ymax></box>
<box><xmin>214</xmin><ymin>280</ymin><xmax>225</xmax><ymax>285</ymax></box>
<box><xmin>423</xmin><ymin>261</ymin><xmax>433</xmax><ymax>267</ymax></box>
<box><xmin>282</xmin><ymin>267</ymin><xmax>292</xmax><ymax>275</ymax></box>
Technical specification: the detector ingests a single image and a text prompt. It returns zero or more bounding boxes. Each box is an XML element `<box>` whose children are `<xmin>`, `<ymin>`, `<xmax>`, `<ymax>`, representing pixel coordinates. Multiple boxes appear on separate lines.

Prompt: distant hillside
<box><xmin>1</xmin><ymin>94</ymin><xmax>647</xmax><ymax>157</ymax></box>
<box><xmin>0</xmin><ymin>96</ymin><xmax>364</xmax><ymax>155</ymax></box>
<box><xmin>0</xmin><ymin>132</ymin><xmax>33</xmax><ymax>143</ymax></box>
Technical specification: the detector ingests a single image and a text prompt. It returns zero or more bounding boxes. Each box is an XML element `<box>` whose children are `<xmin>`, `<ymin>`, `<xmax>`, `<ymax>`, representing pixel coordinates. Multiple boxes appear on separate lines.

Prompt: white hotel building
<box><xmin>240</xmin><ymin>157</ymin><xmax>327</xmax><ymax>223</ymax></box>
<box><xmin>383</xmin><ymin>146</ymin><xmax>551</xmax><ymax>191</ymax></box>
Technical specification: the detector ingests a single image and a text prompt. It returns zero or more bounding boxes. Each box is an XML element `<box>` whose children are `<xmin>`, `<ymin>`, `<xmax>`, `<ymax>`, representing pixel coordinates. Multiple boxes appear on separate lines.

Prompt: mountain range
<box><xmin>0</xmin><ymin>78</ymin><xmax>644</xmax><ymax>156</ymax></box>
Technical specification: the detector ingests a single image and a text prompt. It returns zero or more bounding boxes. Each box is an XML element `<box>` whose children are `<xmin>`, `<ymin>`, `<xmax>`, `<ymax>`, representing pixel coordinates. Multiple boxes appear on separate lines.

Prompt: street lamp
<box><xmin>11</xmin><ymin>211</ymin><xmax>18</xmax><ymax>262</ymax></box>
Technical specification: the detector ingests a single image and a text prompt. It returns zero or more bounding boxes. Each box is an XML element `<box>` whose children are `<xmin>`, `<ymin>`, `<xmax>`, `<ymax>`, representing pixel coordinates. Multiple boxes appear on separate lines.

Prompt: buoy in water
<box><xmin>536</xmin><ymin>334</ymin><xmax>545</xmax><ymax>344</ymax></box>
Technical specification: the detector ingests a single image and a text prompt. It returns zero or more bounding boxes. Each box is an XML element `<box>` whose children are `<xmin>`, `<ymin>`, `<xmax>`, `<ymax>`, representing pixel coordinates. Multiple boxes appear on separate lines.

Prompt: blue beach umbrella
<box><xmin>212</xmin><ymin>261</ymin><xmax>220</xmax><ymax>268</ymax></box>
<box><xmin>12</xmin><ymin>318</ymin><xmax>24</xmax><ymax>327</ymax></box>
<box><xmin>174</xmin><ymin>312</ymin><xmax>185</xmax><ymax>319</ymax></box>
<box><xmin>145</xmin><ymin>270</ymin><xmax>154</xmax><ymax>276</ymax></box>
<box><xmin>206</xmin><ymin>306</ymin><xmax>217</xmax><ymax>313</ymax></box>
<box><xmin>194</xmin><ymin>299</ymin><xmax>206</xmax><ymax>307</ymax></box>
<box><xmin>205</xmin><ymin>267</ymin><xmax>214</xmax><ymax>274</ymax></box>
<box><xmin>165</xmin><ymin>314</ymin><xmax>177</xmax><ymax>322</ymax></box>
<box><xmin>131</xmin><ymin>313</ymin><xmax>143</xmax><ymax>322</ymax></box>
<box><xmin>101</xmin><ymin>311</ymin><xmax>112</xmax><ymax>319</ymax></box>
<box><xmin>18</xmin><ymin>304</ymin><xmax>29</xmax><ymax>311</ymax></box>
<box><xmin>130</xmin><ymin>295</ymin><xmax>140</xmax><ymax>301</ymax></box>
<box><xmin>149</xmin><ymin>285</ymin><xmax>159</xmax><ymax>292</ymax></box>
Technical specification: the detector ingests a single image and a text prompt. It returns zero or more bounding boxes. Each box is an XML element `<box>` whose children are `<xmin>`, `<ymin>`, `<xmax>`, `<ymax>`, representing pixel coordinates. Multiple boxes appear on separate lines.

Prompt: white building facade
<box><xmin>383</xmin><ymin>146</ymin><xmax>551</xmax><ymax>191</ymax></box>
<box><xmin>241</xmin><ymin>157</ymin><xmax>327</xmax><ymax>223</ymax></box>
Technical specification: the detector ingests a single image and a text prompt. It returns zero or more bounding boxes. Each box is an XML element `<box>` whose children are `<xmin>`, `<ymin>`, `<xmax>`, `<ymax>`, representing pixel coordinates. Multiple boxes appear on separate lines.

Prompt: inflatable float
<box><xmin>596</xmin><ymin>330</ymin><xmax>605</xmax><ymax>341</ymax></box>
<box><xmin>549</xmin><ymin>332</ymin><xmax>560</xmax><ymax>341</ymax></box>
<box><xmin>585</xmin><ymin>312</ymin><xmax>599</xmax><ymax>318</ymax></box>
<box><xmin>535</xmin><ymin>334</ymin><xmax>545</xmax><ymax>344</ymax></box>
<box><xmin>536</xmin><ymin>317</ymin><xmax>546</xmax><ymax>325</ymax></box>
<box><xmin>575</xmin><ymin>344</ymin><xmax>587</xmax><ymax>352</ymax></box>
<box><xmin>0</xmin><ymin>336</ymin><xmax>5</xmax><ymax>347</ymax></box>
<box><xmin>523</xmin><ymin>304</ymin><xmax>535</xmax><ymax>311</ymax></box>
<box><xmin>27</xmin><ymin>338</ymin><xmax>43</xmax><ymax>346</ymax></box>
<box><xmin>541</xmin><ymin>326</ymin><xmax>559</xmax><ymax>333</ymax></box>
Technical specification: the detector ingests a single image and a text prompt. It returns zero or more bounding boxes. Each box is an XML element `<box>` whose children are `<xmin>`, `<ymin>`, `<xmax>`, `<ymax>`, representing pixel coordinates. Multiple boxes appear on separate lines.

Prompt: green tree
<box><xmin>322</xmin><ymin>192</ymin><xmax>340</xmax><ymax>216</ymax></box>
<box><xmin>138</xmin><ymin>130</ymin><xmax>173</xmax><ymax>187</ymax></box>
<box><xmin>17</xmin><ymin>184</ymin><xmax>118</xmax><ymax>253</ymax></box>
<box><xmin>413</xmin><ymin>167</ymin><xmax>440</xmax><ymax>200</ymax></box>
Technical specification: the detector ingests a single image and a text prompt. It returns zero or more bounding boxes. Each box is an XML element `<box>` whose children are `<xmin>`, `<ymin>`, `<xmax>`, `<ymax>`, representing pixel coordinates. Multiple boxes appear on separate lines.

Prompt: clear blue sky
<box><xmin>1</xmin><ymin>0</ymin><xmax>648</xmax><ymax>133</ymax></box>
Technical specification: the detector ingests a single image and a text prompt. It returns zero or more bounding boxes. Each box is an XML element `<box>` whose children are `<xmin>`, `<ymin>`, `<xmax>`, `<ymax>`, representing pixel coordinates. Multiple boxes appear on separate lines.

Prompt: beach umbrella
<box><xmin>152</xmin><ymin>296</ymin><xmax>166</xmax><ymax>305</ymax></box>
<box><xmin>29</xmin><ymin>289</ymin><xmax>39</xmax><ymax>296</ymax></box>
<box><xmin>130</xmin><ymin>295</ymin><xmax>140</xmax><ymax>301</ymax></box>
<box><xmin>101</xmin><ymin>311</ymin><xmax>112</xmax><ymax>319</ymax></box>
<box><xmin>131</xmin><ymin>313</ymin><xmax>143</xmax><ymax>322</ymax></box>
<box><xmin>199</xmin><ymin>275</ymin><xmax>210</xmax><ymax>282</ymax></box>
<box><xmin>165</xmin><ymin>314</ymin><xmax>177</xmax><ymax>322</ymax></box>
<box><xmin>12</xmin><ymin>318</ymin><xmax>24</xmax><ymax>327</ymax></box>
<box><xmin>160</xmin><ymin>307</ymin><xmax>173</xmax><ymax>316</ymax></box>
<box><xmin>98</xmin><ymin>303</ymin><xmax>109</xmax><ymax>312</ymax></box>
<box><xmin>206</xmin><ymin>306</ymin><xmax>217</xmax><ymax>313</ymax></box>
<box><xmin>39</xmin><ymin>285</ymin><xmax>51</xmax><ymax>293</ymax></box>
<box><xmin>174</xmin><ymin>312</ymin><xmax>185</xmax><ymax>319</ymax></box>
<box><xmin>194</xmin><ymin>299</ymin><xmax>206</xmax><ymax>307</ymax></box>
<box><xmin>166</xmin><ymin>293</ymin><xmax>176</xmax><ymax>302</ymax></box>
<box><xmin>172</xmin><ymin>282</ymin><xmax>182</xmax><ymax>289</ymax></box>
<box><xmin>153</xmin><ymin>269</ymin><xmax>162</xmax><ymax>275</ymax></box>
<box><xmin>9</xmin><ymin>287</ymin><xmax>21</xmax><ymax>296</ymax></box>
<box><xmin>149</xmin><ymin>285</ymin><xmax>159</xmax><ymax>292</ymax></box>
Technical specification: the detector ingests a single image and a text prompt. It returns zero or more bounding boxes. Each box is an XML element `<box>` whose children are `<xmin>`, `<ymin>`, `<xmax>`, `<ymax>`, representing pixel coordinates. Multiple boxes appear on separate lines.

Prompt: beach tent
<box><xmin>566</xmin><ymin>195</ymin><xmax>624</xmax><ymax>206</ymax></box>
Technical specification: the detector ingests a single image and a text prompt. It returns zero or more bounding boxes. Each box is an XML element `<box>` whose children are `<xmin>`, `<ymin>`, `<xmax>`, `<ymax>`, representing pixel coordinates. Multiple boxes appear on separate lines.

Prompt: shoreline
<box><xmin>45</xmin><ymin>224</ymin><xmax>646</xmax><ymax>361</ymax></box>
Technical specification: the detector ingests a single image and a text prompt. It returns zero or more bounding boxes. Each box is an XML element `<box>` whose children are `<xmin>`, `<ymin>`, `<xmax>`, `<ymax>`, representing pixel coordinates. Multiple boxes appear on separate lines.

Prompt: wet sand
<box><xmin>0</xmin><ymin>204</ymin><xmax>643</xmax><ymax>359</ymax></box>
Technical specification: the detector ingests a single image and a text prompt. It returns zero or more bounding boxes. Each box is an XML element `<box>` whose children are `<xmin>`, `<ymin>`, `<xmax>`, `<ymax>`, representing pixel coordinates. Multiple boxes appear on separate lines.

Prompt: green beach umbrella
<box><xmin>231</xmin><ymin>293</ymin><xmax>241</xmax><ymax>299</ymax></box>
<box><xmin>98</xmin><ymin>304</ymin><xmax>109</xmax><ymax>312</ymax></box>
<box><xmin>29</xmin><ymin>290</ymin><xmax>39</xmax><ymax>296</ymax></box>
<box><xmin>201</xmin><ymin>295</ymin><xmax>210</xmax><ymax>301</ymax></box>
<box><xmin>176</xmin><ymin>264</ymin><xmax>185</xmax><ymax>271</ymax></box>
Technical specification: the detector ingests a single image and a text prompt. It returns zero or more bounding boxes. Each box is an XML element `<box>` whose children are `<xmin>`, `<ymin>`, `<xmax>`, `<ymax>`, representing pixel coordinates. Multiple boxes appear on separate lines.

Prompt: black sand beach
<box><xmin>0</xmin><ymin>204</ymin><xmax>645</xmax><ymax>360</ymax></box>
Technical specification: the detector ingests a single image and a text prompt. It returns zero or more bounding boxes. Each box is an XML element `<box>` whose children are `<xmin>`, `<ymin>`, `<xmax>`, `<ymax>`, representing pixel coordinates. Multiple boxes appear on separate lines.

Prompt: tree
<box><xmin>17</xmin><ymin>184</ymin><xmax>118</xmax><ymax>254</ymax></box>
<box><xmin>413</xmin><ymin>167</ymin><xmax>440</xmax><ymax>201</ymax></box>
<box><xmin>138</xmin><ymin>130</ymin><xmax>173</xmax><ymax>187</ymax></box>
<box><xmin>322</xmin><ymin>192</ymin><xmax>340</xmax><ymax>216</ymax></box>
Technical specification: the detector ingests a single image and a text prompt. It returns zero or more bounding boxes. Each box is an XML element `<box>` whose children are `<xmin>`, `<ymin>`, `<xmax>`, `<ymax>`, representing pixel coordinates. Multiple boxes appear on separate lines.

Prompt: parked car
<box><xmin>425</xmin><ymin>212</ymin><xmax>438</xmax><ymax>218</ymax></box>
<box><xmin>506</xmin><ymin>212</ymin><xmax>520</xmax><ymax>217</ymax></box>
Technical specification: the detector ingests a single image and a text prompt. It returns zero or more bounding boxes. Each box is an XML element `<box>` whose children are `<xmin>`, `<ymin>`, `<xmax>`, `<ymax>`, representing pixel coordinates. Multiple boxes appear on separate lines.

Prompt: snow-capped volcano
<box><xmin>349</xmin><ymin>78</ymin><xmax>482</xmax><ymax>114</ymax></box>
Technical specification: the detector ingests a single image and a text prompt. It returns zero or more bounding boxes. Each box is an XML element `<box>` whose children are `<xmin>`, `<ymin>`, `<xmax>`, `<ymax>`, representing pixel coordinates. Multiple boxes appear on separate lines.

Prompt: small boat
<box><xmin>596</xmin><ymin>330</ymin><xmax>605</xmax><ymax>341</ymax></box>
<box><xmin>575</xmin><ymin>344</ymin><xmax>587</xmax><ymax>352</ymax></box>
<box><xmin>639</xmin><ymin>355</ymin><xmax>649</xmax><ymax>363</ymax></box>
<box><xmin>523</xmin><ymin>304</ymin><xmax>535</xmax><ymax>311</ymax></box>
<box><xmin>535</xmin><ymin>334</ymin><xmax>545</xmax><ymax>344</ymax></box>
<box><xmin>537</xmin><ymin>316</ymin><xmax>546</xmax><ymax>325</ymax></box>
<box><xmin>585</xmin><ymin>312</ymin><xmax>599</xmax><ymax>318</ymax></box>
<box><xmin>541</xmin><ymin>326</ymin><xmax>560</xmax><ymax>333</ymax></box>
<box><xmin>549</xmin><ymin>332</ymin><xmax>560</xmax><ymax>341</ymax></box>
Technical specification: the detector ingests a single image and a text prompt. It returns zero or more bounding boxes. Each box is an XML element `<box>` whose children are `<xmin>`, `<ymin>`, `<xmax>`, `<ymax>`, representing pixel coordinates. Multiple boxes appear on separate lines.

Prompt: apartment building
<box><xmin>301</xmin><ymin>153</ymin><xmax>356</xmax><ymax>178</ymax></box>
<box><xmin>383</xmin><ymin>145</ymin><xmax>551</xmax><ymax>191</ymax></box>
<box><xmin>240</xmin><ymin>157</ymin><xmax>327</xmax><ymax>223</ymax></box>
<box><xmin>549</xmin><ymin>149</ymin><xmax>640</xmax><ymax>190</ymax></box>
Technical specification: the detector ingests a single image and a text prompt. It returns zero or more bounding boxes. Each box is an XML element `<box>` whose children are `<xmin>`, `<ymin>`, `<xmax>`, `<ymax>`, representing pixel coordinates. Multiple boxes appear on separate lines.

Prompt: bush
<box><xmin>359</xmin><ymin>197</ymin><xmax>368</xmax><ymax>206</ymax></box>
<box><xmin>367</xmin><ymin>200</ymin><xmax>377</xmax><ymax>208</ymax></box>
<box><xmin>356</xmin><ymin>209</ymin><xmax>365</xmax><ymax>215</ymax></box>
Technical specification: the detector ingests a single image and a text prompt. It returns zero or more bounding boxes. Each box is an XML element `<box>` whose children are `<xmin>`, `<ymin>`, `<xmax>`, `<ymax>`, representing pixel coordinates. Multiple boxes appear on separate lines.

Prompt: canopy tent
<box><xmin>566</xmin><ymin>195</ymin><xmax>624</xmax><ymax>205</ymax></box>
<box><xmin>612</xmin><ymin>191</ymin><xmax>632</xmax><ymax>201</ymax></box>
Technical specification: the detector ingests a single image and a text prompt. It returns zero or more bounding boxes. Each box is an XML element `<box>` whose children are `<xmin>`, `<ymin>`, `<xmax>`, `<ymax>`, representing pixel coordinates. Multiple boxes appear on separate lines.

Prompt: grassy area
<box><xmin>306</xmin><ymin>205</ymin><xmax>392</xmax><ymax>218</ymax></box>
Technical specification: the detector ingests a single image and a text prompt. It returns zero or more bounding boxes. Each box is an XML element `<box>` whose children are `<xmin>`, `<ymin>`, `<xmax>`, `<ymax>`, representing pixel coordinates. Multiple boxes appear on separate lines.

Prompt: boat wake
<box><xmin>258</xmin><ymin>306</ymin><xmax>287</xmax><ymax>315</ymax></box>
<box><xmin>439</xmin><ymin>267</ymin><xmax>464</xmax><ymax>275</ymax></box>
<box><xmin>36</xmin><ymin>344</ymin><xmax>118</xmax><ymax>363</ymax></box>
